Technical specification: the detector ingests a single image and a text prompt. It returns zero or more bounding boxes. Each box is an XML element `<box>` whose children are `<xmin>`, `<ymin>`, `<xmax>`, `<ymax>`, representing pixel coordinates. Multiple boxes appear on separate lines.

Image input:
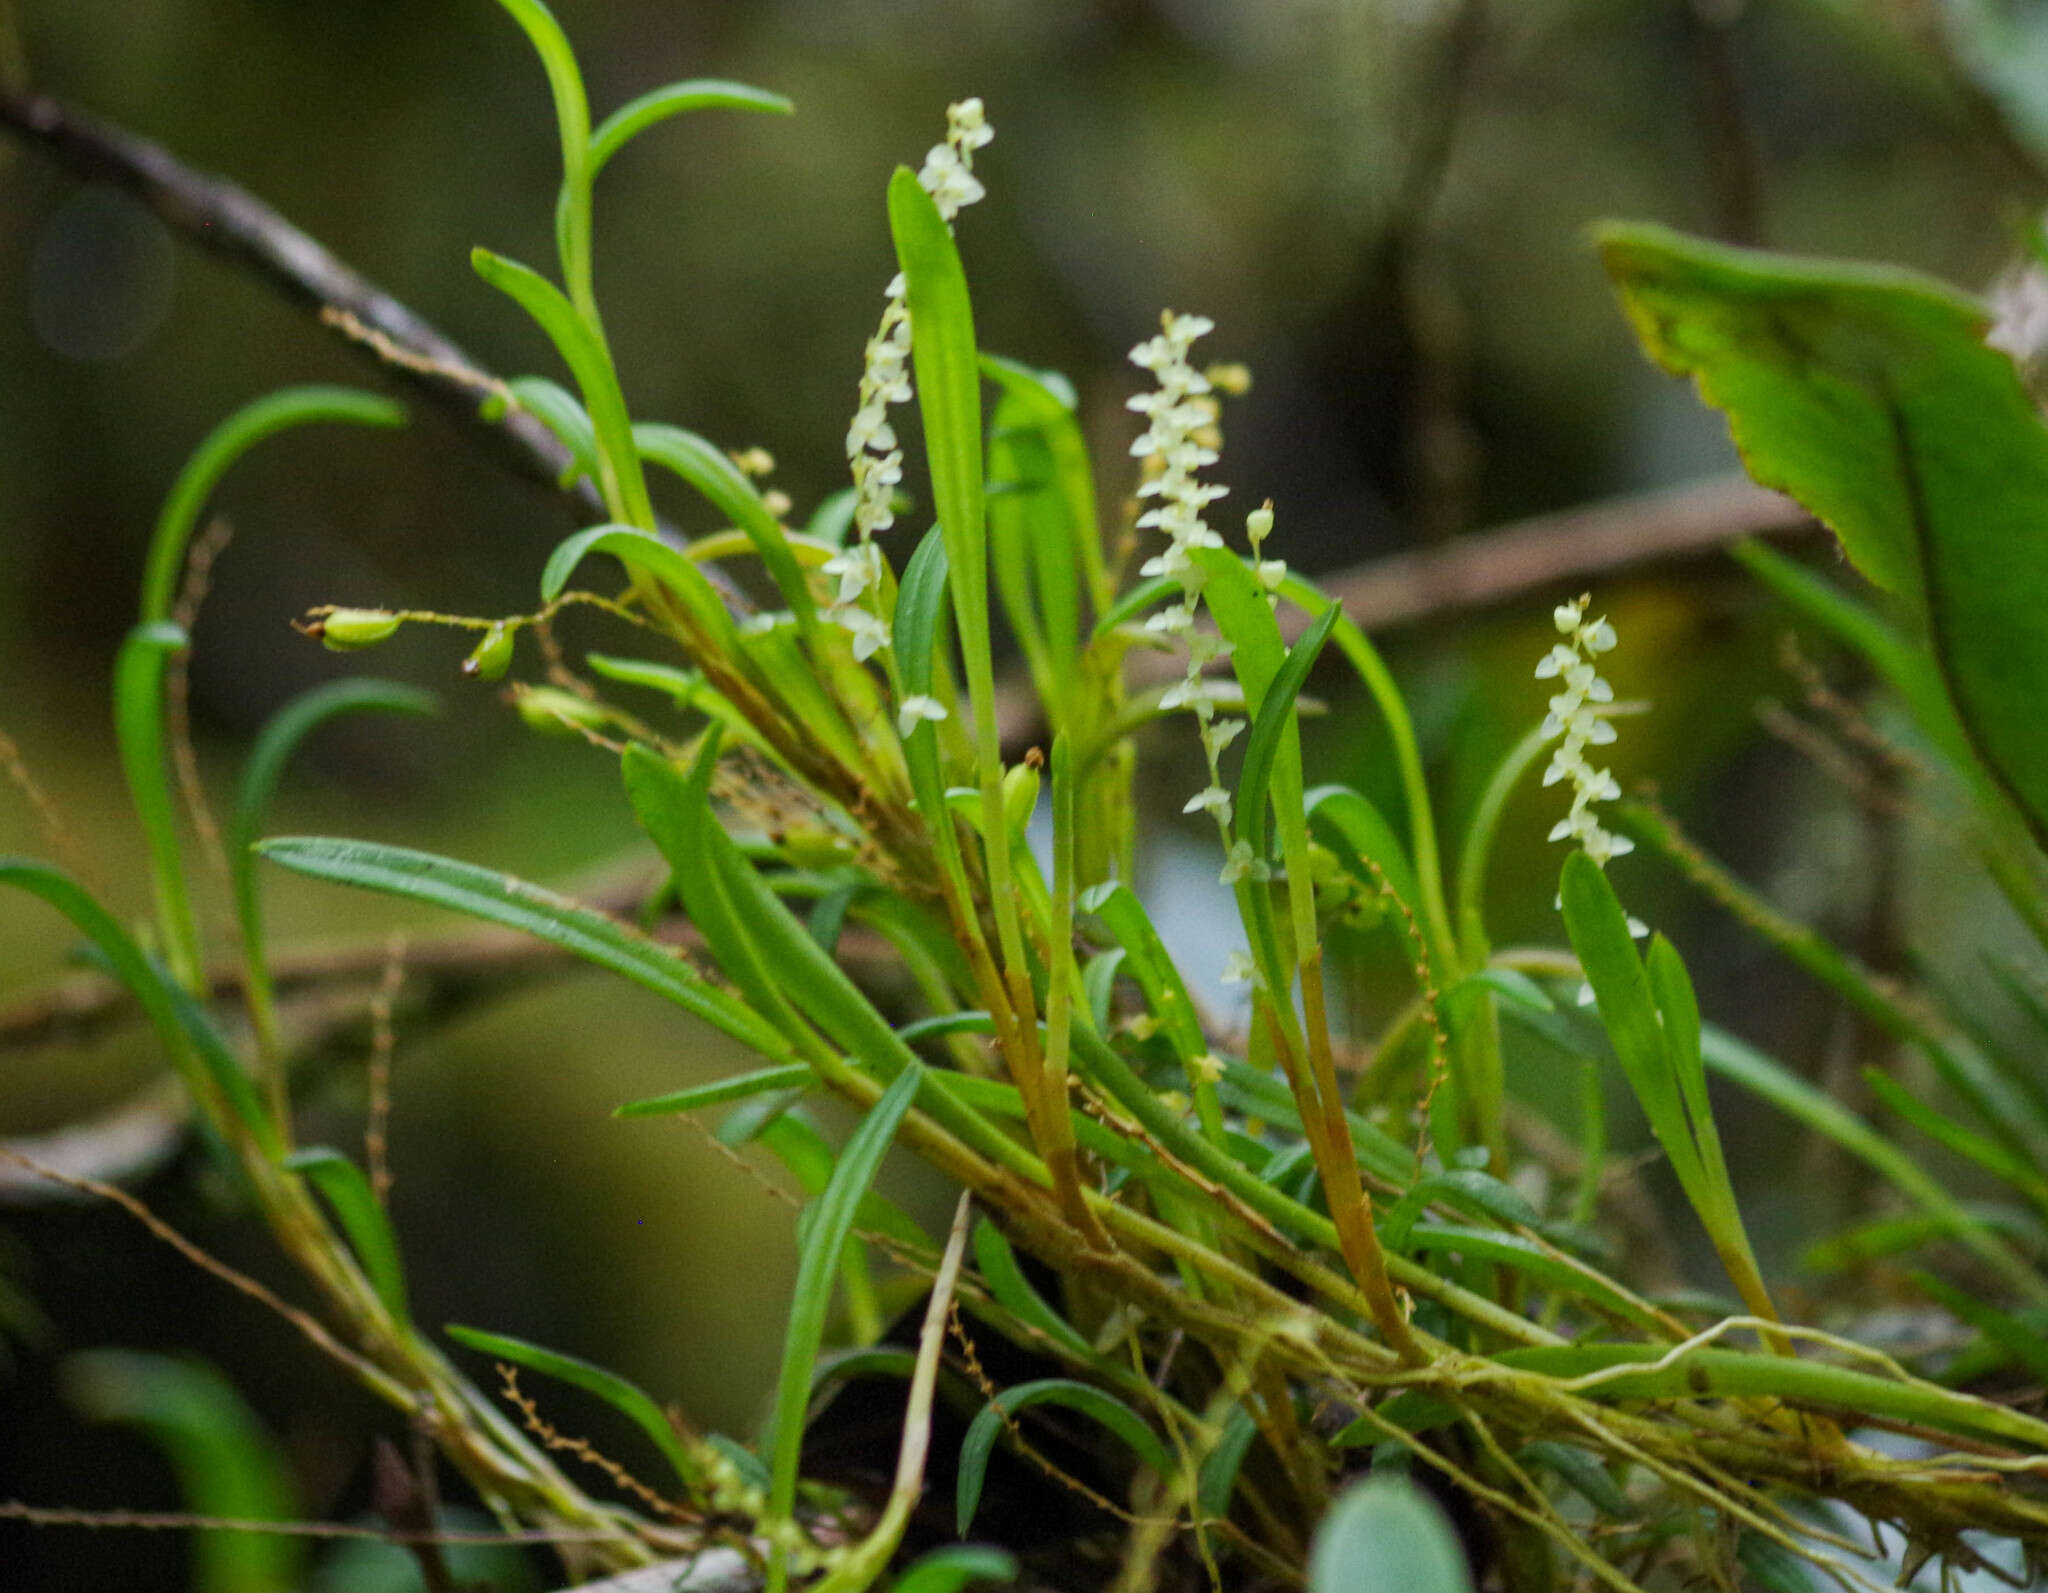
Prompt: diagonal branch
<box><xmin>0</xmin><ymin>84</ymin><xmax>590</xmax><ymax>510</ymax></box>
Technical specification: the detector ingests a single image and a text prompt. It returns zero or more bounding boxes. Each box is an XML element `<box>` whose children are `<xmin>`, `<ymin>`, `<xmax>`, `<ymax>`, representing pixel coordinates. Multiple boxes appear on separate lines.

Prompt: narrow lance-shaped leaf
<box><xmin>256</xmin><ymin>837</ymin><xmax>796</xmax><ymax>1062</ymax></box>
<box><xmin>283</xmin><ymin>1148</ymin><xmax>411</xmax><ymax>1323</ymax></box>
<box><xmin>589</xmin><ymin>79</ymin><xmax>793</xmax><ymax>177</ymax></box>
<box><xmin>956</xmin><ymin>1379</ymin><xmax>1174</xmax><ymax>1535</ymax></box>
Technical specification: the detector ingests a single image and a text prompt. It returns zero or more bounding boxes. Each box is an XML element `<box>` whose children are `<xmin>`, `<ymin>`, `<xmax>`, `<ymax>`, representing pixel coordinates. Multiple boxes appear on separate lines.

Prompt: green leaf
<box><xmin>1195</xmin><ymin>1403</ymin><xmax>1260</xmax><ymax>1518</ymax></box>
<box><xmin>765</xmin><ymin>1065</ymin><xmax>924</xmax><ymax>1570</ymax></box>
<box><xmin>1514</xmin><ymin>1441</ymin><xmax>1628</xmax><ymax>1518</ymax></box>
<box><xmin>256</xmin><ymin>837</ymin><xmax>794</xmax><ymax>1062</ymax></box>
<box><xmin>888</xmin><ymin>1544</ymin><xmax>1019</xmax><ymax>1593</ymax></box>
<box><xmin>471</xmin><ymin>247</ymin><xmax>651</xmax><ymax>525</ymax></box>
<box><xmin>541</xmin><ymin>521</ymin><xmax>739</xmax><ymax>649</ymax></box>
<box><xmin>445</xmin><ymin>1323</ymin><xmax>700</xmax><ymax>1494</ymax></box>
<box><xmin>613</xmin><ymin>1064</ymin><xmax>814</xmax><ymax>1119</ymax></box>
<box><xmin>1912</xmin><ymin>1270</ymin><xmax>2048</xmax><ymax>1385</ymax></box>
<box><xmin>955</xmin><ymin>1378</ymin><xmax>1173</xmax><ymax>1535</ymax></box>
<box><xmin>1076</xmin><ymin>881</ymin><xmax>1208</xmax><ymax>1064</ymax></box>
<box><xmin>1864</xmin><ymin>1067</ymin><xmax>2048</xmax><ymax>1204</ymax></box>
<box><xmin>1735</xmin><ymin>1531</ymin><xmax>1819</xmax><ymax>1593</ymax></box>
<box><xmin>1600</xmin><ymin>221</ymin><xmax>2048</xmax><ymax>838</ymax></box>
<box><xmin>114</xmin><ymin>620</ymin><xmax>204</xmax><ymax>990</ymax></box>
<box><xmin>1307</xmin><ymin>784</ymin><xmax>1423</xmax><ymax>923</ymax></box>
<box><xmin>1234</xmin><ymin>604</ymin><xmax>1340</xmax><ymax>866</ymax></box>
<box><xmin>888</xmin><ymin>170</ymin><xmax>989</xmax><ymax>692</ymax></box>
<box><xmin>141</xmin><ymin>386</ymin><xmax>405</xmax><ymax>626</ymax></box>
<box><xmin>65</xmin><ymin>1351</ymin><xmax>300</xmax><ymax>1593</ymax></box>
<box><xmin>588</xmin><ymin>79</ymin><xmax>793</xmax><ymax>177</ymax></box>
<box><xmin>502</xmin><ymin>375</ymin><xmax>598</xmax><ymax>487</ymax></box>
<box><xmin>231</xmin><ymin>680</ymin><xmax>436</xmax><ymax>1051</ymax></box>
<box><xmin>0</xmin><ymin>860</ymin><xmax>278</xmax><ymax>1156</ymax></box>
<box><xmin>1307</xmin><ymin>1476</ymin><xmax>1474</xmax><ymax>1593</ymax></box>
<box><xmin>283</xmin><ymin>1147</ymin><xmax>410</xmax><ymax>1322</ymax></box>
<box><xmin>971</xmin><ymin>1219</ymin><xmax>1094</xmax><ymax>1365</ymax></box>
<box><xmin>633</xmin><ymin>421</ymin><xmax>815</xmax><ymax>625</ymax></box>
<box><xmin>1400</xmin><ymin>1225</ymin><xmax>1669</xmax><ymax>1334</ymax></box>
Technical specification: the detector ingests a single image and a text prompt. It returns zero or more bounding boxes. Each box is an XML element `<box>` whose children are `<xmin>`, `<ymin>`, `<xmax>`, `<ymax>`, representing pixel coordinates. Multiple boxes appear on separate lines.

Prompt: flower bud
<box><xmin>461</xmin><ymin>623</ymin><xmax>515</xmax><ymax>682</ymax></box>
<box><xmin>1001</xmin><ymin>762</ymin><xmax>1040</xmax><ymax>837</ymax></box>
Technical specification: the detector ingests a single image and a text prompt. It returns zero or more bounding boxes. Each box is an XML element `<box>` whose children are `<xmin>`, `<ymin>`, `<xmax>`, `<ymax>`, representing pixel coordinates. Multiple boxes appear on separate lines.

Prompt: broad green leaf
<box><xmin>65</xmin><ymin>1351</ymin><xmax>300</xmax><ymax>1593</ymax></box>
<box><xmin>765</xmin><ymin>1065</ymin><xmax>924</xmax><ymax>1576</ymax></box>
<box><xmin>614</xmin><ymin>1064</ymin><xmax>814</xmax><ymax>1119</ymax></box>
<box><xmin>141</xmin><ymin>386</ymin><xmax>405</xmax><ymax>625</ymax></box>
<box><xmin>589</xmin><ymin>79</ymin><xmax>793</xmax><ymax>177</ymax></box>
<box><xmin>284</xmin><ymin>1147</ymin><xmax>410</xmax><ymax>1322</ymax></box>
<box><xmin>256</xmin><ymin>837</ymin><xmax>794</xmax><ymax>1061</ymax></box>
<box><xmin>445</xmin><ymin>1323</ymin><xmax>700</xmax><ymax>1493</ymax></box>
<box><xmin>1308</xmin><ymin>1476</ymin><xmax>1474</xmax><ymax>1593</ymax></box>
<box><xmin>1</xmin><ymin>860</ymin><xmax>277</xmax><ymax>1155</ymax></box>
<box><xmin>955</xmin><ymin>1379</ymin><xmax>1173</xmax><ymax>1534</ymax></box>
<box><xmin>1600</xmin><ymin>221</ymin><xmax>2048</xmax><ymax>837</ymax></box>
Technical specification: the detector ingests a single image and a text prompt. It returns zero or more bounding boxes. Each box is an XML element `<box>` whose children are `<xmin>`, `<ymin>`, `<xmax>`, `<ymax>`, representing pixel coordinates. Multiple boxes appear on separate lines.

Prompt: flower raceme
<box><xmin>1538</xmin><ymin>594</ymin><xmax>1631</xmax><ymax>866</ymax></box>
<box><xmin>825</xmin><ymin>98</ymin><xmax>994</xmax><ymax>682</ymax></box>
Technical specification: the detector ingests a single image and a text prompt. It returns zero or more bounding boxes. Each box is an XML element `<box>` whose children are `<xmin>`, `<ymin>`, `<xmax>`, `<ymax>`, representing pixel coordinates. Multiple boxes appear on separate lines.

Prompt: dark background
<box><xmin>4</xmin><ymin>0</ymin><xmax>2046</xmax><ymax>1586</ymax></box>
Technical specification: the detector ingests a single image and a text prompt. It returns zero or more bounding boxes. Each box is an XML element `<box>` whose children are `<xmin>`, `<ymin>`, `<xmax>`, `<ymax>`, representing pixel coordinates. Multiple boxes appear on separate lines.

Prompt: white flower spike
<box><xmin>1538</xmin><ymin>593</ymin><xmax>1633</xmax><ymax>868</ymax></box>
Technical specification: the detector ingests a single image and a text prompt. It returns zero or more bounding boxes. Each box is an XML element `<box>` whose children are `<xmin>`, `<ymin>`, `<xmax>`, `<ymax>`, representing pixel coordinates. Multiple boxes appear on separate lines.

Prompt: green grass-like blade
<box><xmin>1912</xmin><ymin>1270</ymin><xmax>2048</xmax><ymax>1384</ymax></box>
<box><xmin>256</xmin><ymin>836</ymin><xmax>794</xmax><ymax>1061</ymax></box>
<box><xmin>502</xmin><ymin>374</ymin><xmax>598</xmax><ymax>488</ymax></box>
<box><xmin>1234</xmin><ymin>604</ymin><xmax>1340</xmax><ymax>867</ymax></box>
<box><xmin>283</xmin><ymin>1147</ymin><xmax>411</xmax><ymax>1322</ymax></box>
<box><xmin>589</xmin><ymin>79</ymin><xmax>793</xmax><ymax>177</ymax></box>
<box><xmin>615</xmin><ymin>1064</ymin><xmax>815</xmax><ymax>1119</ymax></box>
<box><xmin>1</xmin><ymin>859</ymin><xmax>277</xmax><ymax>1155</ymax></box>
<box><xmin>1863</xmin><ymin>1068</ymin><xmax>2048</xmax><ymax>1207</ymax></box>
<box><xmin>1400</xmin><ymin>1225</ymin><xmax>1669</xmax><ymax>1335</ymax></box>
<box><xmin>765</xmin><ymin>1064</ymin><xmax>924</xmax><ymax>1590</ymax></box>
<box><xmin>887</xmin><ymin>1545</ymin><xmax>1019</xmax><ymax>1593</ymax></box>
<box><xmin>114</xmin><ymin>621</ymin><xmax>203</xmax><ymax>991</ymax></box>
<box><xmin>955</xmin><ymin>1378</ymin><xmax>1173</xmax><ymax>1535</ymax></box>
<box><xmin>971</xmin><ymin>1218</ymin><xmax>1095</xmax><ymax>1365</ymax></box>
<box><xmin>1306</xmin><ymin>785</ymin><xmax>1423</xmax><ymax>924</ymax></box>
<box><xmin>1076</xmin><ymin>882</ymin><xmax>1208</xmax><ymax>1066</ymax></box>
<box><xmin>141</xmin><ymin>386</ymin><xmax>405</xmax><ymax>626</ymax></box>
<box><xmin>65</xmin><ymin>1351</ymin><xmax>300</xmax><ymax>1593</ymax></box>
<box><xmin>445</xmin><ymin>1322</ymin><xmax>700</xmax><ymax>1494</ymax></box>
<box><xmin>231</xmin><ymin>679</ymin><xmax>435</xmax><ymax>1060</ymax></box>
<box><xmin>471</xmin><ymin>247</ymin><xmax>652</xmax><ymax>525</ymax></box>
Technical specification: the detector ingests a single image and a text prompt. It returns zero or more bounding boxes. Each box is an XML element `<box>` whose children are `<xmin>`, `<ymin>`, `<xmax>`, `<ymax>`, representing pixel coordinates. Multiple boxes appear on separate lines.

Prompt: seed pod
<box><xmin>462</xmin><ymin>623</ymin><xmax>515</xmax><ymax>682</ymax></box>
<box><xmin>315</xmin><ymin>608</ymin><xmax>402</xmax><ymax>652</ymax></box>
<box><xmin>512</xmin><ymin>685</ymin><xmax>610</xmax><ymax>736</ymax></box>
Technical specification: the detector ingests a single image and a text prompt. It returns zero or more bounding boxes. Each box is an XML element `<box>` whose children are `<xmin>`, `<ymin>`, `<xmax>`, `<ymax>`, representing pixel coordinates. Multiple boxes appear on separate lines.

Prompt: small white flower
<box><xmin>896</xmin><ymin>694</ymin><xmax>949</xmax><ymax>737</ymax></box>
<box><xmin>1184</xmin><ymin>785</ymin><xmax>1232</xmax><ymax>819</ymax></box>
<box><xmin>1220</xmin><ymin>950</ymin><xmax>1255</xmax><ymax>985</ymax></box>
<box><xmin>837</xmin><ymin>606</ymin><xmax>891</xmax><ymax>661</ymax></box>
<box><xmin>1204</xmin><ymin>716</ymin><xmax>1246</xmax><ymax>754</ymax></box>
<box><xmin>1192</xmin><ymin>1052</ymin><xmax>1225</xmax><ymax>1084</ymax></box>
